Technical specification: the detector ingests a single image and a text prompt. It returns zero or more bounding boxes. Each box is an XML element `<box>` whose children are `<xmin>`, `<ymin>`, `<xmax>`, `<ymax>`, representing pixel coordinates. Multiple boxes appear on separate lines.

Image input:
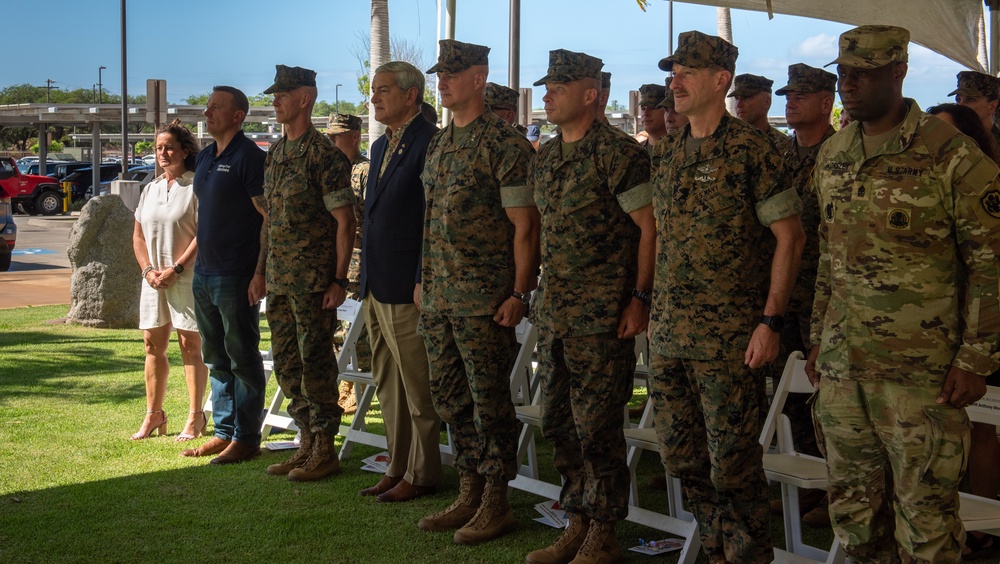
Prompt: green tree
<box><xmin>135</xmin><ymin>141</ymin><xmax>154</xmax><ymax>155</ymax></box>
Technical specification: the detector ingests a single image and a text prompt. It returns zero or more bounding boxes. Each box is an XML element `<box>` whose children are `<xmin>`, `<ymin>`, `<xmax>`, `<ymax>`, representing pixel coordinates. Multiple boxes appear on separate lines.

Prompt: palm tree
<box><xmin>369</xmin><ymin>0</ymin><xmax>390</xmax><ymax>144</ymax></box>
<box><xmin>717</xmin><ymin>7</ymin><xmax>736</xmax><ymax>114</ymax></box>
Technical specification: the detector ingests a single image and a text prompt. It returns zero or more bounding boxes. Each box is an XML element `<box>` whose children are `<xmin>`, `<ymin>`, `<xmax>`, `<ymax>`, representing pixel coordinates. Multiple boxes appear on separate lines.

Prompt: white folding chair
<box><xmin>961</xmin><ymin>385</ymin><xmax>1000</xmax><ymax>536</ymax></box>
<box><xmin>257</xmin><ymin>298</ymin><xmax>367</xmax><ymax>442</ymax></box>
<box><xmin>761</xmin><ymin>351</ymin><xmax>846</xmax><ymax>563</ymax></box>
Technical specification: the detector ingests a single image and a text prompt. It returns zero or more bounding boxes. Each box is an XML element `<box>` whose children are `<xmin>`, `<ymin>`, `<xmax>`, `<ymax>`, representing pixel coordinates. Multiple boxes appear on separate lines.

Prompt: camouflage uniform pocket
<box><xmin>918</xmin><ymin>404</ymin><xmax>971</xmax><ymax>484</ymax></box>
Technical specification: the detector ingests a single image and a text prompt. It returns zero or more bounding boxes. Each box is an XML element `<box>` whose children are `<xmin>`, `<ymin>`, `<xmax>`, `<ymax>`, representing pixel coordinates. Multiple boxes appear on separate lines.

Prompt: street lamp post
<box><xmin>98</xmin><ymin>66</ymin><xmax>106</xmax><ymax>104</ymax></box>
<box><xmin>336</xmin><ymin>83</ymin><xmax>342</xmax><ymax>113</ymax></box>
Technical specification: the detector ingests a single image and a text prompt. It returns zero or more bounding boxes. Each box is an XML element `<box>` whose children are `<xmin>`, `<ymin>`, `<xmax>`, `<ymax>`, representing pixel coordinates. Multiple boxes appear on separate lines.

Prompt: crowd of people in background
<box><xmin>126</xmin><ymin>22</ymin><xmax>1000</xmax><ymax>564</ymax></box>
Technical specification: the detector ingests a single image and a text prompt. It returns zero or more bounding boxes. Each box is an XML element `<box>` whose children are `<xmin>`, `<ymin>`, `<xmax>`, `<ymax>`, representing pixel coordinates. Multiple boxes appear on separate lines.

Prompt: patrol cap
<box><xmin>526</xmin><ymin>124</ymin><xmax>540</xmax><ymax>141</ymax></box>
<box><xmin>825</xmin><ymin>25</ymin><xmax>909</xmax><ymax>69</ymax></box>
<box><xmin>775</xmin><ymin>64</ymin><xmax>837</xmax><ymax>96</ymax></box>
<box><xmin>484</xmin><ymin>82</ymin><xmax>519</xmax><ymax>110</ymax></box>
<box><xmin>727</xmin><ymin>74</ymin><xmax>773</xmax><ymax>98</ymax></box>
<box><xmin>325</xmin><ymin>113</ymin><xmax>362</xmax><ymax>135</ymax></box>
<box><xmin>657</xmin><ymin>77</ymin><xmax>676</xmax><ymax>109</ymax></box>
<box><xmin>948</xmin><ymin>70</ymin><xmax>1000</xmax><ymax>99</ymax></box>
<box><xmin>658</xmin><ymin>30</ymin><xmax>738</xmax><ymax>73</ymax></box>
<box><xmin>427</xmin><ymin>39</ymin><xmax>490</xmax><ymax>74</ymax></box>
<box><xmin>639</xmin><ymin>84</ymin><xmax>667</xmax><ymax>107</ymax></box>
<box><xmin>533</xmin><ymin>49</ymin><xmax>604</xmax><ymax>87</ymax></box>
<box><xmin>263</xmin><ymin>64</ymin><xmax>317</xmax><ymax>94</ymax></box>
<box><xmin>601</xmin><ymin>72</ymin><xmax>612</xmax><ymax>90</ymax></box>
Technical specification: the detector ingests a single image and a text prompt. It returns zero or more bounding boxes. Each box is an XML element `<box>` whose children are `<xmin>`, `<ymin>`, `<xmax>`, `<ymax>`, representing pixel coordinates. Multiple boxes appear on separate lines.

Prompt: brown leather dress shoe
<box><xmin>210</xmin><ymin>441</ymin><xmax>261</xmax><ymax>465</ymax></box>
<box><xmin>376</xmin><ymin>479</ymin><xmax>437</xmax><ymax>503</ymax></box>
<box><xmin>180</xmin><ymin>436</ymin><xmax>231</xmax><ymax>458</ymax></box>
<box><xmin>359</xmin><ymin>474</ymin><xmax>402</xmax><ymax>497</ymax></box>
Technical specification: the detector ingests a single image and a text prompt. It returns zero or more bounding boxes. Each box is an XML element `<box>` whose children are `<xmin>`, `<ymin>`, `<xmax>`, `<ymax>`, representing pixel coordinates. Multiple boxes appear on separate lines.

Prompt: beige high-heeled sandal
<box><xmin>130</xmin><ymin>409</ymin><xmax>167</xmax><ymax>440</ymax></box>
<box><xmin>175</xmin><ymin>410</ymin><xmax>207</xmax><ymax>442</ymax></box>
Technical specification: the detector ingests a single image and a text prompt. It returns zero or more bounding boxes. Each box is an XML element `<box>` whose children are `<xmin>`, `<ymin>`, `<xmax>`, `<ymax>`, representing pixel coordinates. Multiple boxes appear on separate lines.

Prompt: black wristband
<box><xmin>632</xmin><ymin>289</ymin><xmax>651</xmax><ymax>308</ymax></box>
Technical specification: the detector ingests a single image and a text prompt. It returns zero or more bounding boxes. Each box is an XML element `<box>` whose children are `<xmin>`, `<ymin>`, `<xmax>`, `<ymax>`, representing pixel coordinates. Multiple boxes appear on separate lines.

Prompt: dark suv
<box><xmin>0</xmin><ymin>183</ymin><xmax>17</xmax><ymax>271</ymax></box>
<box><xmin>63</xmin><ymin>164</ymin><xmax>124</xmax><ymax>201</ymax></box>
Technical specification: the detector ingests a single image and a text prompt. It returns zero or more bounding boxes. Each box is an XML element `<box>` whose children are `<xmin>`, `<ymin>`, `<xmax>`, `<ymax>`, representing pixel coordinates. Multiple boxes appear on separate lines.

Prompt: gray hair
<box><xmin>374</xmin><ymin>61</ymin><xmax>426</xmax><ymax>96</ymax></box>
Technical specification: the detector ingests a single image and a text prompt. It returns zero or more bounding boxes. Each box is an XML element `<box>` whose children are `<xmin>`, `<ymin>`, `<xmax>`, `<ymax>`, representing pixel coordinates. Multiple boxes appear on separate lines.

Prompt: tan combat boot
<box><xmin>337</xmin><ymin>381</ymin><xmax>357</xmax><ymax>415</ymax></box>
<box><xmin>287</xmin><ymin>432</ymin><xmax>341</xmax><ymax>482</ymax></box>
<box><xmin>526</xmin><ymin>513</ymin><xmax>591</xmax><ymax>564</ymax></box>
<box><xmin>569</xmin><ymin>520</ymin><xmax>622</xmax><ymax>564</ymax></box>
<box><xmin>418</xmin><ymin>473</ymin><xmax>486</xmax><ymax>531</ymax></box>
<box><xmin>266</xmin><ymin>427</ymin><xmax>313</xmax><ymax>476</ymax></box>
<box><xmin>453</xmin><ymin>478</ymin><xmax>516</xmax><ymax>545</ymax></box>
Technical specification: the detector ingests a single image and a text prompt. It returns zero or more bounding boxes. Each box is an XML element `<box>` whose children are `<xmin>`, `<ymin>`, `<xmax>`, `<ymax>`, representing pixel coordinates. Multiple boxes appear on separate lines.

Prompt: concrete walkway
<box><xmin>0</xmin><ymin>215</ymin><xmax>75</xmax><ymax>310</ymax></box>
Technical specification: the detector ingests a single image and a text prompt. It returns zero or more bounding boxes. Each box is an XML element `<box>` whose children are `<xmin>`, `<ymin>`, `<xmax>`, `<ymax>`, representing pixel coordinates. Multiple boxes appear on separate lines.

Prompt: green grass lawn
<box><xmin>8</xmin><ymin>304</ymin><xmax>962</xmax><ymax>563</ymax></box>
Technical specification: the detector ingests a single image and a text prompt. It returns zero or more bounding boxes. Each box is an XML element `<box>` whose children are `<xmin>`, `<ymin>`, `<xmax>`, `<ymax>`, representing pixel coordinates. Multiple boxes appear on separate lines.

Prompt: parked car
<box><xmin>52</xmin><ymin>162</ymin><xmax>94</xmax><ymax>180</ymax></box>
<box><xmin>62</xmin><ymin>164</ymin><xmax>125</xmax><ymax>200</ymax></box>
<box><xmin>141</xmin><ymin>155</ymin><xmax>156</xmax><ymax>166</ymax></box>
<box><xmin>126</xmin><ymin>164</ymin><xmax>156</xmax><ymax>190</ymax></box>
<box><xmin>17</xmin><ymin>161</ymin><xmax>69</xmax><ymax>176</ymax></box>
<box><xmin>0</xmin><ymin>183</ymin><xmax>16</xmax><ymax>271</ymax></box>
<box><xmin>0</xmin><ymin>156</ymin><xmax>65</xmax><ymax>216</ymax></box>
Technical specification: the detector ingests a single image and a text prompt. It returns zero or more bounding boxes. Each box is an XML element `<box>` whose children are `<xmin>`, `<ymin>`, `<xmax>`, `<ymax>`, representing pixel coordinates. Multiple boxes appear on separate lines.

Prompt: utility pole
<box><xmin>36</xmin><ymin>79</ymin><xmax>60</xmax><ymax>103</ymax></box>
<box><xmin>98</xmin><ymin>65</ymin><xmax>107</xmax><ymax>104</ymax></box>
<box><xmin>336</xmin><ymin>83</ymin><xmax>342</xmax><ymax>113</ymax></box>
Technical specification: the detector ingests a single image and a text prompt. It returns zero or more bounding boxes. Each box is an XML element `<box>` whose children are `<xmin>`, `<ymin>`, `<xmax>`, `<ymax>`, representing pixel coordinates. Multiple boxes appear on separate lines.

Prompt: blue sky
<box><xmin>6</xmin><ymin>0</ymin><xmax>973</xmax><ymax>112</ymax></box>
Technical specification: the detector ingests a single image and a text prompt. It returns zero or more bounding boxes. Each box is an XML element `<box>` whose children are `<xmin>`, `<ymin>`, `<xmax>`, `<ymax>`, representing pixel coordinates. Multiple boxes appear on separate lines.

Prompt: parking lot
<box><xmin>0</xmin><ymin>215</ymin><xmax>74</xmax><ymax>309</ymax></box>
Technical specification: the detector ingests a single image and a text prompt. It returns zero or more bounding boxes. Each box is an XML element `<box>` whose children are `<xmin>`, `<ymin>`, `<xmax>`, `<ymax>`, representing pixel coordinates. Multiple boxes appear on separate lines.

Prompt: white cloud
<box><xmin>792</xmin><ymin>34</ymin><xmax>838</xmax><ymax>59</ymax></box>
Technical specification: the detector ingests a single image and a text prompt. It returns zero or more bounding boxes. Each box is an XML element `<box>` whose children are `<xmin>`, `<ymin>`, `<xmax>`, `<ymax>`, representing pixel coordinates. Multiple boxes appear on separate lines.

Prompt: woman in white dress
<box><xmin>131</xmin><ymin>119</ymin><xmax>208</xmax><ymax>441</ymax></box>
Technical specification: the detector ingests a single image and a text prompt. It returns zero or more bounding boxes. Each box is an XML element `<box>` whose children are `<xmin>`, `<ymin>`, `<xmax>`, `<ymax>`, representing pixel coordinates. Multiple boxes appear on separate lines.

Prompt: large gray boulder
<box><xmin>66</xmin><ymin>195</ymin><xmax>140</xmax><ymax>328</ymax></box>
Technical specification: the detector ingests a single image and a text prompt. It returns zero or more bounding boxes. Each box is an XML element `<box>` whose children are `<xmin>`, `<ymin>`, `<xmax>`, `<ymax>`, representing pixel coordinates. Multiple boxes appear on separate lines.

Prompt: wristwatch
<box><xmin>512</xmin><ymin>290</ymin><xmax>531</xmax><ymax>307</ymax></box>
<box><xmin>172</xmin><ymin>263</ymin><xmax>185</xmax><ymax>275</ymax></box>
<box><xmin>632</xmin><ymin>289</ymin><xmax>652</xmax><ymax>308</ymax></box>
<box><xmin>760</xmin><ymin>314</ymin><xmax>784</xmax><ymax>332</ymax></box>
<box><xmin>333</xmin><ymin>277</ymin><xmax>349</xmax><ymax>289</ymax></box>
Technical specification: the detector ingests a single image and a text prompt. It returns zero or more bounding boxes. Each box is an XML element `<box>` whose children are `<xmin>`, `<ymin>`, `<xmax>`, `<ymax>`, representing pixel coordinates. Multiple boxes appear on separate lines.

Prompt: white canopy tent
<box><xmin>663</xmin><ymin>0</ymin><xmax>988</xmax><ymax>72</ymax></box>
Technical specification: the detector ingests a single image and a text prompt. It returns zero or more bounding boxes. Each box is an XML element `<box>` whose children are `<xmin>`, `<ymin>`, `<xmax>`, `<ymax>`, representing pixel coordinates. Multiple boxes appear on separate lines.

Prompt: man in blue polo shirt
<box><xmin>181</xmin><ymin>85</ymin><xmax>268</xmax><ymax>464</ymax></box>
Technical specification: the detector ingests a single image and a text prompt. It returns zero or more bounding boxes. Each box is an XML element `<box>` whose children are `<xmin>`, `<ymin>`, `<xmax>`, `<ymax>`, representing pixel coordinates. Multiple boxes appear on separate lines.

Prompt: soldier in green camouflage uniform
<box><xmin>950</xmin><ymin>70</ymin><xmax>1000</xmax><ymax>151</ymax></box>
<box><xmin>524</xmin><ymin>49</ymin><xmax>656</xmax><ymax>564</ymax></box>
<box><xmin>415</xmin><ymin>40</ymin><xmax>540</xmax><ymax>546</ymax></box>
<box><xmin>807</xmin><ymin>26</ymin><xmax>1000</xmax><ymax>563</ymax></box>
<box><xmin>637</xmin><ymin>84</ymin><xmax>668</xmax><ymax>155</ymax></box>
<box><xmin>730</xmin><ymin>73</ymin><xmax>788</xmax><ymax>148</ymax></box>
<box><xmin>658</xmin><ymin>77</ymin><xmax>689</xmax><ymax>137</ymax></box>
<box><xmin>650</xmin><ymin>31</ymin><xmax>805</xmax><ymax>564</ymax></box>
<box><xmin>260</xmin><ymin>65</ymin><xmax>357</xmax><ymax>483</ymax></box>
<box><xmin>485</xmin><ymin>82</ymin><xmax>528</xmax><ymax>136</ymax></box>
<box><xmin>327</xmin><ymin>113</ymin><xmax>371</xmax><ymax>414</ymax></box>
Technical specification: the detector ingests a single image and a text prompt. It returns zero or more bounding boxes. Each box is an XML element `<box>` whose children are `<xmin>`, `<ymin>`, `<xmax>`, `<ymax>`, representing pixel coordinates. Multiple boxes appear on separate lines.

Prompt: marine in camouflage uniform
<box><xmin>326</xmin><ymin>113</ymin><xmax>371</xmax><ymax>413</ymax></box>
<box><xmin>525</xmin><ymin>49</ymin><xmax>656</xmax><ymax>564</ymax></box>
<box><xmin>485</xmin><ymin>82</ymin><xmax>528</xmax><ymax>136</ymax></box>
<box><xmin>809</xmin><ymin>26</ymin><xmax>1000</xmax><ymax>563</ymax></box>
<box><xmin>650</xmin><ymin>31</ymin><xmax>805</xmax><ymax>564</ymax></box>
<box><xmin>416</xmin><ymin>40</ymin><xmax>539</xmax><ymax>545</ymax></box>
<box><xmin>949</xmin><ymin>70</ymin><xmax>1000</xmax><ymax>151</ymax></box>
<box><xmin>636</xmin><ymin>83</ymin><xmax>668</xmax><ymax>156</ymax></box>
<box><xmin>658</xmin><ymin>77</ymin><xmax>690</xmax><ymax>139</ymax></box>
<box><xmin>730</xmin><ymin>73</ymin><xmax>788</xmax><ymax>149</ymax></box>
<box><xmin>261</xmin><ymin>65</ymin><xmax>357</xmax><ymax>482</ymax></box>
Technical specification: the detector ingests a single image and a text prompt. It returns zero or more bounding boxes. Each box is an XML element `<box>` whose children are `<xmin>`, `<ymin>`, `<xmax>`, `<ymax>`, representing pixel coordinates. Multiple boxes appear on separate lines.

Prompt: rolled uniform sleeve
<box><xmin>321</xmin><ymin>152</ymin><xmax>355</xmax><ymax>212</ymax></box>
<box><xmin>496</xmin><ymin>139</ymin><xmax>534</xmax><ymax>208</ymax></box>
<box><xmin>756</xmin><ymin>188</ymin><xmax>803</xmax><ymax>226</ymax></box>
<box><xmin>607</xmin><ymin>140</ymin><xmax>652</xmax><ymax>212</ymax></box>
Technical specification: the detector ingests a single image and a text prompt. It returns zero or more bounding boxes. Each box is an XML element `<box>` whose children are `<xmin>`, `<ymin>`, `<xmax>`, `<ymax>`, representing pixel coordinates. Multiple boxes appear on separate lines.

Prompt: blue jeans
<box><xmin>193</xmin><ymin>273</ymin><xmax>266</xmax><ymax>446</ymax></box>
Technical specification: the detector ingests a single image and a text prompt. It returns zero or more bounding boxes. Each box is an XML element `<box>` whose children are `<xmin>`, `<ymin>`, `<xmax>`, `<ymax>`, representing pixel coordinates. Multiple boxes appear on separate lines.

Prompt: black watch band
<box><xmin>512</xmin><ymin>290</ymin><xmax>531</xmax><ymax>306</ymax></box>
<box><xmin>172</xmin><ymin>263</ymin><xmax>185</xmax><ymax>275</ymax></box>
<box><xmin>632</xmin><ymin>289</ymin><xmax>652</xmax><ymax>308</ymax></box>
<box><xmin>760</xmin><ymin>314</ymin><xmax>784</xmax><ymax>333</ymax></box>
<box><xmin>333</xmin><ymin>277</ymin><xmax>349</xmax><ymax>289</ymax></box>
